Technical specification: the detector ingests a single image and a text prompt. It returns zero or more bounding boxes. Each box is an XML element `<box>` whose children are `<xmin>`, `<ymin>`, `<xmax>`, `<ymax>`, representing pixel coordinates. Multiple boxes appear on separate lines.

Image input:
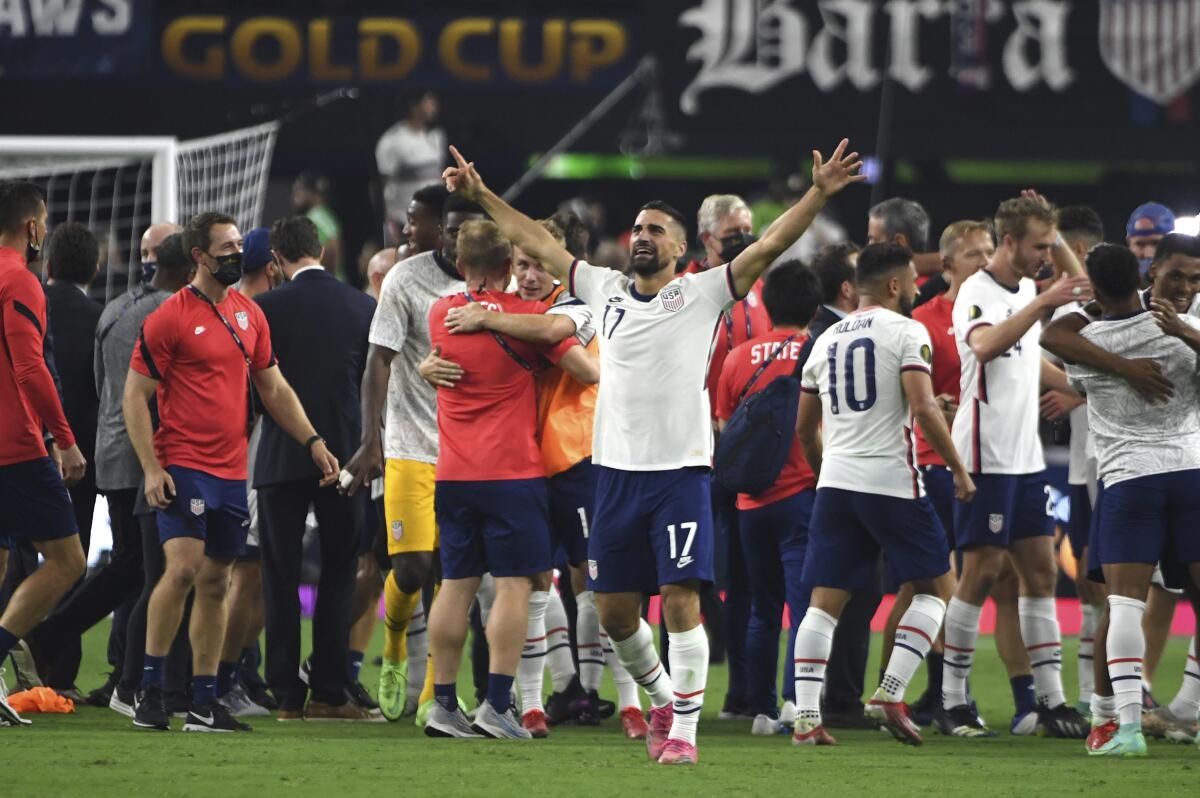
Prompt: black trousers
<box><xmin>34</xmin><ymin>488</ymin><xmax>144</xmax><ymax>687</ymax></box>
<box><xmin>822</xmin><ymin>588</ymin><xmax>882</xmax><ymax>712</ymax></box>
<box><xmin>120</xmin><ymin>512</ymin><xmax>191</xmax><ymax>694</ymax></box>
<box><xmin>259</xmin><ymin>479</ymin><xmax>357</xmax><ymax>709</ymax></box>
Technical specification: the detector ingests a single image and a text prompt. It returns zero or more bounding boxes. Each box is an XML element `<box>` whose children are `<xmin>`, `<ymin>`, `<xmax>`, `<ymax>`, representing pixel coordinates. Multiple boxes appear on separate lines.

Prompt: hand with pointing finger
<box><xmin>442</xmin><ymin>145</ymin><xmax>485</xmax><ymax>201</ymax></box>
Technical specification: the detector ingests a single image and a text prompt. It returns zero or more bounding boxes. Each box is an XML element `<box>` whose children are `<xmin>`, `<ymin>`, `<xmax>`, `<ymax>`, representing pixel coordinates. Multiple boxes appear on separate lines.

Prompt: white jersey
<box><xmin>369</xmin><ymin>251</ymin><xmax>464</xmax><ymax>462</ymax></box>
<box><xmin>1049</xmin><ymin>303</ymin><xmax>1096</xmax><ymax>485</ymax></box>
<box><xmin>952</xmin><ymin>269</ymin><xmax>1045</xmax><ymax>475</ymax></box>
<box><xmin>567</xmin><ymin>260</ymin><xmax>735</xmax><ymax>470</ymax></box>
<box><xmin>1067</xmin><ymin>312</ymin><xmax>1200</xmax><ymax>487</ymax></box>
<box><xmin>801</xmin><ymin>306</ymin><xmax>933</xmax><ymax>500</ymax></box>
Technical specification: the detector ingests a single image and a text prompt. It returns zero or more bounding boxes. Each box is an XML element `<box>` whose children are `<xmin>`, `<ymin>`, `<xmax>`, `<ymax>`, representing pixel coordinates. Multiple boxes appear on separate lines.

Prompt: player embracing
<box><xmin>441</xmin><ymin>138</ymin><xmax>865</xmax><ymax>764</ymax></box>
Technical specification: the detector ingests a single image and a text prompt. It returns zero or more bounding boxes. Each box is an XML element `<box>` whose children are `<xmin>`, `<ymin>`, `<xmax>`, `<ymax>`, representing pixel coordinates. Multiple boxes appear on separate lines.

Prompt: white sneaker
<box><xmin>779</xmin><ymin>701</ymin><xmax>797</xmax><ymax>727</ymax></box>
<box><xmin>471</xmin><ymin>700</ymin><xmax>533</xmax><ymax>739</ymax></box>
<box><xmin>0</xmin><ymin>668</ymin><xmax>31</xmax><ymax>726</ymax></box>
<box><xmin>220</xmin><ymin>684</ymin><xmax>271</xmax><ymax>718</ymax></box>
<box><xmin>751</xmin><ymin>713</ymin><xmax>788</xmax><ymax>736</ymax></box>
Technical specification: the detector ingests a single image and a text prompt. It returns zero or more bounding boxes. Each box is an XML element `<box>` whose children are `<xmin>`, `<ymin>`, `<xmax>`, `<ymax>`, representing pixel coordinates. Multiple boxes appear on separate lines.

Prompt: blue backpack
<box><xmin>715</xmin><ymin>334</ymin><xmax>814</xmax><ymax>495</ymax></box>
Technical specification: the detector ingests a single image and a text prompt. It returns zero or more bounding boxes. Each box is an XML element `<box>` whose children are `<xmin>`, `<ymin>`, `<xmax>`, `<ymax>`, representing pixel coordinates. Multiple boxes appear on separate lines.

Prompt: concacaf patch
<box><xmin>391</xmin><ymin>520</ymin><xmax>404</xmax><ymax>541</ymax></box>
<box><xmin>190</xmin><ymin>498</ymin><xmax>205</xmax><ymax>516</ymax></box>
<box><xmin>920</xmin><ymin>344</ymin><xmax>932</xmax><ymax>364</ymax></box>
<box><xmin>967</xmin><ymin>305</ymin><xmax>983</xmax><ymax>321</ymax></box>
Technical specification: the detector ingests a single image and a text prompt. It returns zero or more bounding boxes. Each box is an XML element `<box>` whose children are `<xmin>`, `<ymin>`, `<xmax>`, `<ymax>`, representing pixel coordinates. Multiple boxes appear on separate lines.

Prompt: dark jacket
<box><xmin>807</xmin><ymin>304</ymin><xmax>846</xmax><ymax>341</ymax></box>
<box><xmin>45</xmin><ymin>281</ymin><xmax>102</xmax><ymax>460</ymax></box>
<box><xmin>252</xmin><ymin>268</ymin><xmax>375</xmax><ymax>487</ymax></box>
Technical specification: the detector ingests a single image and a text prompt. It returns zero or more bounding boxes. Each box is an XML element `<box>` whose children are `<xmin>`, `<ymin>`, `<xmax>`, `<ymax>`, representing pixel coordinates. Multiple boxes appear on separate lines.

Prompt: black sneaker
<box><xmin>585</xmin><ymin>689</ymin><xmax>616</xmax><ymax>720</ymax></box>
<box><xmin>546</xmin><ymin>676</ymin><xmax>588</xmax><ymax>726</ymax></box>
<box><xmin>240</xmin><ymin>666</ymin><xmax>277</xmax><ymax>710</ymax></box>
<box><xmin>164</xmin><ymin>690</ymin><xmax>191</xmax><ymax>717</ymax></box>
<box><xmin>86</xmin><ymin>672</ymin><xmax>119</xmax><ymax>708</ymax></box>
<box><xmin>935</xmin><ymin>704</ymin><xmax>996</xmax><ymax>738</ymax></box>
<box><xmin>346</xmin><ymin>681</ymin><xmax>381</xmax><ymax>712</ymax></box>
<box><xmin>182</xmin><ymin>702</ymin><xmax>252</xmax><ymax>732</ymax></box>
<box><xmin>133</xmin><ymin>685</ymin><xmax>170</xmax><ymax>731</ymax></box>
<box><xmin>1036</xmin><ymin>703</ymin><xmax>1088</xmax><ymax>739</ymax></box>
<box><xmin>908</xmin><ymin>690</ymin><xmax>938</xmax><ymax>727</ymax></box>
<box><xmin>567</xmin><ymin>690</ymin><xmax>600</xmax><ymax>727</ymax></box>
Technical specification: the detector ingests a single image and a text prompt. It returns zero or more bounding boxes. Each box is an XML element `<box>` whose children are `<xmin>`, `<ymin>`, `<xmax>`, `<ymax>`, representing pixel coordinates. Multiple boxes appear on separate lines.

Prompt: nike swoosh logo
<box><xmin>192</xmin><ymin>712</ymin><xmax>214</xmax><ymax>723</ymax></box>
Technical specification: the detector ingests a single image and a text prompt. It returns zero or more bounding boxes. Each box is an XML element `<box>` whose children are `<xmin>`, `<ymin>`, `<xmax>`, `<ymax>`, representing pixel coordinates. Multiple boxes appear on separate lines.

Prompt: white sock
<box><xmin>406</xmin><ymin>598</ymin><xmax>428</xmax><ymax>700</ymax></box>
<box><xmin>1167</xmin><ymin>637</ymin><xmax>1200</xmax><ymax>721</ymax></box>
<box><xmin>611</xmin><ymin>618</ymin><xmax>673</xmax><ymax>708</ymax></box>
<box><xmin>1077</xmin><ymin>603</ymin><xmax>1098</xmax><ymax>705</ymax></box>
<box><xmin>517</xmin><ymin>590</ymin><xmax>550</xmax><ymax>714</ymax></box>
<box><xmin>544</xmin><ymin>586</ymin><xmax>576</xmax><ymax>693</ymax></box>
<box><xmin>1090</xmin><ymin>692</ymin><xmax>1116</xmax><ymax>724</ymax></box>
<box><xmin>793</xmin><ymin>608</ymin><xmax>837</xmax><ymax>723</ymax></box>
<box><xmin>575</xmin><ymin>590</ymin><xmax>604</xmax><ymax>692</ymax></box>
<box><xmin>602</xmin><ymin>626</ymin><xmax>641</xmax><ymax>710</ymax></box>
<box><xmin>1019</xmin><ymin>596</ymin><xmax>1066</xmax><ymax>709</ymax></box>
<box><xmin>942</xmin><ymin>598</ymin><xmax>982</xmax><ymax>709</ymax></box>
<box><xmin>880</xmin><ymin>594</ymin><xmax>946</xmax><ymax>703</ymax></box>
<box><xmin>1106</xmin><ymin>594</ymin><xmax>1147</xmax><ymax>727</ymax></box>
<box><xmin>666</xmin><ymin>625</ymin><xmax>709</xmax><ymax>746</ymax></box>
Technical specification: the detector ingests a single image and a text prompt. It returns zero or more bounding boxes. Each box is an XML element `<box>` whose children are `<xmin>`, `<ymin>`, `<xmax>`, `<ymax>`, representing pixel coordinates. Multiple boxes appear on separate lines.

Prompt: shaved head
<box><xmin>141</xmin><ymin>221</ymin><xmax>182</xmax><ymax>262</ymax></box>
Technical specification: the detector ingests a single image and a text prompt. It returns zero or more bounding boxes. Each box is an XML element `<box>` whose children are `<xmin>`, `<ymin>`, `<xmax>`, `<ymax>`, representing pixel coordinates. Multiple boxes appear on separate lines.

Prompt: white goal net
<box><xmin>0</xmin><ymin>121</ymin><xmax>279</xmax><ymax>303</ymax></box>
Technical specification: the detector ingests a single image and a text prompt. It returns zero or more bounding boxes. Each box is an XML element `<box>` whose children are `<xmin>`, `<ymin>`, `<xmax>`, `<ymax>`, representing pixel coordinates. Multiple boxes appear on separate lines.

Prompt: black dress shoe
<box><xmin>822</xmin><ymin>703</ymin><xmax>880</xmax><ymax>729</ymax></box>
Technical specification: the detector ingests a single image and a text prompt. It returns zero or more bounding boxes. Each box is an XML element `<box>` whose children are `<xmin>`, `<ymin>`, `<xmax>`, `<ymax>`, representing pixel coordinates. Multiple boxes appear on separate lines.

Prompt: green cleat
<box><xmin>1089</xmin><ymin>724</ymin><xmax>1148</xmax><ymax>757</ymax></box>
<box><xmin>378</xmin><ymin>659</ymin><xmax>408</xmax><ymax>722</ymax></box>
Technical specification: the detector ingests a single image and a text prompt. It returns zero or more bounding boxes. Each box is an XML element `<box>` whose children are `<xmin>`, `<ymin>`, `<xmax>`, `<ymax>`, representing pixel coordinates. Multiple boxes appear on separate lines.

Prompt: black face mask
<box><xmin>208</xmin><ymin>251</ymin><xmax>244</xmax><ymax>286</ymax></box>
<box><xmin>140</xmin><ymin>261</ymin><xmax>157</xmax><ymax>284</ymax></box>
<box><xmin>26</xmin><ymin>224</ymin><xmax>42</xmax><ymax>265</ymax></box>
<box><xmin>719</xmin><ymin>231</ymin><xmax>756</xmax><ymax>263</ymax></box>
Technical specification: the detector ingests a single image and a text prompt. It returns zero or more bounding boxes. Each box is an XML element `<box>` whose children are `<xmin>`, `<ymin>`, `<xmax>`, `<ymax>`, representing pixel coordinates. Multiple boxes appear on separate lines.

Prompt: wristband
<box><xmin>305</xmin><ymin>435</ymin><xmax>324</xmax><ymax>450</ymax></box>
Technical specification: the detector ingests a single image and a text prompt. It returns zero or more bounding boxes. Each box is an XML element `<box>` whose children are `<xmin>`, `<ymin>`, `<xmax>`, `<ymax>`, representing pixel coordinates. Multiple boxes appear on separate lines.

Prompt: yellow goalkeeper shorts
<box><xmin>383</xmin><ymin>458</ymin><xmax>438</xmax><ymax>556</ymax></box>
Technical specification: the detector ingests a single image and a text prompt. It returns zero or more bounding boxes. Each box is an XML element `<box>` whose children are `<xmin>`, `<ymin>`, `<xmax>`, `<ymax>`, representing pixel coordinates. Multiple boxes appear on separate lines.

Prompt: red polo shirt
<box><xmin>0</xmin><ymin>247</ymin><xmax>75</xmax><ymax>465</ymax></box>
<box><xmin>715</xmin><ymin>329</ymin><xmax>816</xmax><ymax>510</ymax></box>
<box><xmin>130</xmin><ymin>286</ymin><xmax>275</xmax><ymax>480</ymax></box>
<box><xmin>429</xmin><ymin>289</ymin><xmax>576</xmax><ymax>482</ymax></box>
<box><xmin>910</xmin><ymin>293</ymin><xmax>960</xmax><ymax>466</ymax></box>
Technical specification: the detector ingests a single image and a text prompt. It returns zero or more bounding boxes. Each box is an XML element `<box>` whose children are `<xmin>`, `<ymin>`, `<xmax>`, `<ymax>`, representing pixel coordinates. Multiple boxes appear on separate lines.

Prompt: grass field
<box><xmin>4</xmin><ymin>620</ymin><xmax>1197</xmax><ymax>797</ymax></box>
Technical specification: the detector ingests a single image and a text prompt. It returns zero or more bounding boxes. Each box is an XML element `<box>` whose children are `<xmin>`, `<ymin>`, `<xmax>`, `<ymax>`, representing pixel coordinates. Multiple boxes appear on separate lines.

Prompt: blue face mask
<box><xmin>140</xmin><ymin>261</ymin><xmax>156</xmax><ymax>284</ymax></box>
<box><xmin>1138</xmin><ymin>257</ymin><xmax>1153</xmax><ymax>279</ymax></box>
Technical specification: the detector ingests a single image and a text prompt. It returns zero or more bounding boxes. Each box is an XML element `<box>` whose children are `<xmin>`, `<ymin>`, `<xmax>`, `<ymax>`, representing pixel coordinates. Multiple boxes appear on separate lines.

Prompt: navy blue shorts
<box><xmin>1066</xmin><ymin>483</ymin><xmax>1093</xmax><ymax>560</ymax></box>
<box><xmin>803</xmin><ymin>487</ymin><xmax>950</xmax><ymax>591</ymax></box>
<box><xmin>548</xmin><ymin>458</ymin><xmax>596</xmax><ymax>567</ymax></box>
<box><xmin>1088</xmin><ymin>471</ymin><xmax>1200</xmax><ymax>590</ymax></box>
<box><xmin>953</xmin><ymin>471</ymin><xmax>1052</xmax><ymax>551</ymax></box>
<box><xmin>920</xmin><ymin>464</ymin><xmax>956</xmax><ymax>549</ymax></box>
<box><xmin>435</xmin><ymin>478</ymin><xmax>551</xmax><ymax>580</ymax></box>
<box><xmin>587</xmin><ymin>466</ymin><xmax>714</xmax><ymax>594</ymax></box>
<box><xmin>0</xmin><ymin>456</ymin><xmax>77</xmax><ymax>548</ymax></box>
<box><xmin>157</xmin><ymin>466</ymin><xmax>250</xmax><ymax>559</ymax></box>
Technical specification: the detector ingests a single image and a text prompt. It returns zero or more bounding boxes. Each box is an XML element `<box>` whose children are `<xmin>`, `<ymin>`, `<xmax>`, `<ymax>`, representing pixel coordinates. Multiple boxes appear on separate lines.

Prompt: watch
<box><xmin>305</xmin><ymin>435</ymin><xmax>324</xmax><ymax>450</ymax></box>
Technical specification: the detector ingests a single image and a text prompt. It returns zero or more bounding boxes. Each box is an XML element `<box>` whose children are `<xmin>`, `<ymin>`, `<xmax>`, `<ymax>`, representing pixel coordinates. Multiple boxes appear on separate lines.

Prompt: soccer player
<box><xmin>342</xmin><ymin>192</ymin><xmax>483</xmax><ymax>722</ymax></box>
<box><xmin>0</xmin><ymin>182</ymin><xmax>87</xmax><ymax>727</ymax></box>
<box><xmin>714</xmin><ymin>259</ymin><xmax>821</xmax><ymax>735</ymax></box>
<box><xmin>124</xmin><ymin>212</ymin><xmax>339</xmax><ymax>732</ymax></box>
<box><xmin>944</xmin><ymin>195</ymin><xmax>1091</xmax><ymax>738</ymax></box>
<box><xmin>441</xmin><ymin>137</ymin><xmax>865</xmax><ymax>764</ymax></box>
<box><xmin>1060</xmin><ymin>243</ymin><xmax>1200</xmax><ymax>756</ymax></box>
<box><xmin>791</xmin><ymin>243</ymin><xmax>975</xmax><ymax>747</ymax></box>
<box><xmin>422</xmin><ymin>220</ymin><xmax>596</xmax><ymax>739</ymax></box>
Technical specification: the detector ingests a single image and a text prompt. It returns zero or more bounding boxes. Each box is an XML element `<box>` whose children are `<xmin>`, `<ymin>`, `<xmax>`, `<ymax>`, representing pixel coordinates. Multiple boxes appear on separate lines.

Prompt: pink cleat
<box><xmin>866</xmin><ymin>698</ymin><xmax>922</xmax><ymax>746</ymax></box>
<box><xmin>657</xmin><ymin>738</ymin><xmax>699</xmax><ymax>765</ymax></box>
<box><xmin>620</xmin><ymin>707</ymin><xmax>649</xmax><ymax>740</ymax></box>
<box><xmin>792</xmin><ymin>718</ymin><xmax>838</xmax><ymax>746</ymax></box>
<box><xmin>646</xmin><ymin>704</ymin><xmax>674</xmax><ymax>761</ymax></box>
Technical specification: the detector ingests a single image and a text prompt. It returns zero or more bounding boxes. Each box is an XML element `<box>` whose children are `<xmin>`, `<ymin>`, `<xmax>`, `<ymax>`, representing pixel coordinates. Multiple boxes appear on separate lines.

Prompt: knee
<box><xmin>530</xmin><ymin>571</ymin><xmax>552</xmax><ymax>592</ymax></box>
<box><xmin>391</xmin><ymin>554</ymin><xmax>429</xmax><ymax>593</ymax></box>
<box><xmin>660</xmin><ymin>587</ymin><xmax>701</xmax><ymax>629</ymax></box>
<box><xmin>597</xmin><ymin>605</ymin><xmax>637</xmax><ymax>641</ymax></box>
<box><xmin>162</xmin><ymin>560</ymin><xmax>200</xmax><ymax>592</ymax></box>
<box><xmin>194</xmin><ymin>567</ymin><xmax>231</xmax><ymax>602</ymax></box>
<box><xmin>56</xmin><ymin>544</ymin><xmax>87</xmax><ymax>583</ymax></box>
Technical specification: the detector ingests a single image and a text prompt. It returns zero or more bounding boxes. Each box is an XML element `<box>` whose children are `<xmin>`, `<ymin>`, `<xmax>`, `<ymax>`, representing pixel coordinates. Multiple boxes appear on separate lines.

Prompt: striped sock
<box><xmin>1019</xmin><ymin>596</ymin><xmax>1066</xmax><ymax>708</ymax></box>
<box><xmin>544</xmin><ymin>587</ymin><xmax>576</xmax><ymax>693</ymax></box>
<box><xmin>576</xmin><ymin>590</ymin><xmax>605</xmax><ymax>692</ymax></box>
<box><xmin>517</xmin><ymin>590</ymin><xmax>550</xmax><ymax>714</ymax></box>
<box><xmin>610</xmin><ymin>619</ymin><xmax>673</xmax><ymax>708</ymax></box>
<box><xmin>1167</xmin><ymin>637</ymin><xmax>1200</xmax><ymax>722</ymax></box>
<box><xmin>880</xmin><ymin>595</ymin><xmax>946</xmax><ymax>703</ymax></box>
<box><xmin>942</xmin><ymin>598</ymin><xmax>982</xmax><ymax>709</ymax></box>
<box><xmin>793</xmin><ymin>608</ymin><xmax>837</xmax><ymax>722</ymax></box>
<box><xmin>603</xmin><ymin>627</ymin><xmax>641</xmax><ymax>710</ymax></box>
<box><xmin>1077</xmin><ymin>603</ymin><xmax>1098</xmax><ymax>705</ymax></box>
<box><xmin>667</xmin><ymin>625</ymin><xmax>709</xmax><ymax>745</ymax></box>
<box><xmin>1106</xmin><ymin>594</ymin><xmax>1147</xmax><ymax>728</ymax></box>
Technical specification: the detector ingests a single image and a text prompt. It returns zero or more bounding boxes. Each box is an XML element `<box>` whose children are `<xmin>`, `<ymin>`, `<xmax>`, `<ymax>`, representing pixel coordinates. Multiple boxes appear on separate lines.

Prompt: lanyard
<box><xmin>187</xmin><ymin>285</ymin><xmax>251</xmax><ymax>365</ymax></box>
<box><xmin>461</xmin><ymin>291</ymin><xmax>534</xmax><ymax>371</ymax></box>
<box><xmin>723</xmin><ymin>298</ymin><xmax>754</xmax><ymax>349</ymax></box>
<box><xmin>736</xmin><ymin>334</ymin><xmax>801</xmax><ymax>404</ymax></box>
<box><xmin>97</xmin><ymin>285</ymin><xmax>152</xmax><ymax>345</ymax></box>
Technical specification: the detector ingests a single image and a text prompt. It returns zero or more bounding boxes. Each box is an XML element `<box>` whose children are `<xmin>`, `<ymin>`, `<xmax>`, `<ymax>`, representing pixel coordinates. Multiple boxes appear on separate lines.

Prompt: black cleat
<box><xmin>133</xmin><ymin>685</ymin><xmax>170</xmax><ymax>731</ymax></box>
<box><xmin>935</xmin><ymin>704</ymin><xmax>996</xmax><ymax>738</ymax></box>
<box><xmin>1036</xmin><ymin>702</ymin><xmax>1088</xmax><ymax>739</ymax></box>
<box><xmin>182</xmin><ymin>702</ymin><xmax>252</xmax><ymax>732</ymax></box>
<box><xmin>585</xmin><ymin>689</ymin><xmax>616</xmax><ymax>720</ymax></box>
<box><xmin>346</xmin><ymin>680</ymin><xmax>381</xmax><ymax>712</ymax></box>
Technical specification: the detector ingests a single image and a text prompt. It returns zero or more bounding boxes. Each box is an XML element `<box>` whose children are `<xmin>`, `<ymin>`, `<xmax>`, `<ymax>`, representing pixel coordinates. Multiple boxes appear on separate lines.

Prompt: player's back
<box><xmin>801</xmin><ymin>306</ymin><xmax>933</xmax><ymax>499</ymax></box>
<box><xmin>1068</xmin><ymin>312</ymin><xmax>1200</xmax><ymax>486</ymax></box>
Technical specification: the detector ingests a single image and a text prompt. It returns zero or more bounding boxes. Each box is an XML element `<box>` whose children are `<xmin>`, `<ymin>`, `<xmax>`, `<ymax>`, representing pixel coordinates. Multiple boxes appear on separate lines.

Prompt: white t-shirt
<box><xmin>952</xmin><ymin>269</ymin><xmax>1045</xmax><ymax>475</ymax></box>
<box><xmin>375</xmin><ymin>123</ymin><xmax>446</xmax><ymax>220</ymax></box>
<box><xmin>801</xmin><ymin>307</ymin><xmax>933</xmax><ymax>500</ymax></box>
<box><xmin>369</xmin><ymin>250</ymin><xmax>464</xmax><ymax>462</ymax></box>
<box><xmin>1048</xmin><ymin>302</ymin><xmax>1096</xmax><ymax>486</ymax></box>
<box><xmin>567</xmin><ymin>260</ymin><xmax>735</xmax><ymax>470</ymax></box>
<box><xmin>1068</xmin><ymin>312</ymin><xmax>1200</xmax><ymax>487</ymax></box>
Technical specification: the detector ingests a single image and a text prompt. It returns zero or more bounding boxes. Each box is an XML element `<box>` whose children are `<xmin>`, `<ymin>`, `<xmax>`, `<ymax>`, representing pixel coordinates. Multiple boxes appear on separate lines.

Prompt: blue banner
<box><xmin>0</xmin><ymin>0</ymin><xmax>151</xmax><ymax>78</ymax></box>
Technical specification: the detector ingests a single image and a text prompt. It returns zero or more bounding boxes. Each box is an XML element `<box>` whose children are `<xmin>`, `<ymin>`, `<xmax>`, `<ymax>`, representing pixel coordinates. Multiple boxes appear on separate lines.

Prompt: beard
<box><xmin>898</xmin><ymin>293</ymin><xmax>915</xmax><ymax>318</ymax></box>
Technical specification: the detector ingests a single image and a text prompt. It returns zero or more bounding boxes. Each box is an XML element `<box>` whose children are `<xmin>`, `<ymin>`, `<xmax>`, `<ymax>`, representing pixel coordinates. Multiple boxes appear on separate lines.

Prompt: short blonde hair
<box><xmin>537</xmin><ymin>218</ymin><xmax>566</xmax><ymax>247</ymax></box>
<box><xmin>939</xmin><ymin>220</ymin><xmax>992</xmax><ymax>257</ymax></box>
<box><xmin>994</xmin><ymin>197</ymin><xmax>1057</xmax><ymax>242</ymax></box>
<box><xmin>457</xmin><ymin>219</ymin><xmax>512</xmax><ymax>274</ymax></box>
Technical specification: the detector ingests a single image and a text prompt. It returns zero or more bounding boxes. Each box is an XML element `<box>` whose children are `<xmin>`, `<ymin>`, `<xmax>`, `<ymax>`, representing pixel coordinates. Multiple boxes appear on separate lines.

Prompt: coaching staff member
<box><xmin>254</xmin><ymin>216</ymin><xmax>377</xmax><ymax>720</ymax></box>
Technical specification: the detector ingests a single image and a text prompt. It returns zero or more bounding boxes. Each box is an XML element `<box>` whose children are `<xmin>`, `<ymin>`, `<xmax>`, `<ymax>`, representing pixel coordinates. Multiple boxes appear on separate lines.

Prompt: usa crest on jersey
<box><xmin>660</xmin><ymin>285</ymin><xmax>684</xmax><ymax>312</ymax></box>
<box><xmin>235</xmin><ymin>311</ymin><xmax>249</xmax><ymax>330</ymax></box>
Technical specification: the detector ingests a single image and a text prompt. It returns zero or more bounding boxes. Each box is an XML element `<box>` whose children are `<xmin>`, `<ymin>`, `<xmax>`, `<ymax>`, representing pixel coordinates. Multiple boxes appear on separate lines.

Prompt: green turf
<box><xmin>4</xmin><ymin>621</ymin><xmax>1197</xmax><ymax>797</ymax></box>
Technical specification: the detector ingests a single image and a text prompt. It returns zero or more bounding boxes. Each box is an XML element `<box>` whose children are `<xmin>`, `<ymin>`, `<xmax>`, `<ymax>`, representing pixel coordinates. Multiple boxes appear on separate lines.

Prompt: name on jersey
<box><xmin>832</xmin><ymin>316</ymin><xmax>874</xmax><ymax>335</ymax></box>
<box><xmin>750</xmin><ymin>341</ymin><xmax>802</xmax><ymax>364</ymax></box>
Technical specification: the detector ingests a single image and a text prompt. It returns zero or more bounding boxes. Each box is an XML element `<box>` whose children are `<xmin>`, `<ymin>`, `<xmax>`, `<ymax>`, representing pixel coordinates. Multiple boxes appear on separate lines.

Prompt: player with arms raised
<box><xmin>441</xmin><ymin>139</ymin><xmax>865</xmax><ymax>764</ymax></box>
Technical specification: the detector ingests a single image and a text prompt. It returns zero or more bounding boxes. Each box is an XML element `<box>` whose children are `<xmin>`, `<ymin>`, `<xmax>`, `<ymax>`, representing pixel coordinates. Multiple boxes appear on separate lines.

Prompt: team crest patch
<box><xmin>235</xmin><ymin>311</ymin><xmax>249</xmax><ymax>331</ymax></box>
<box><xmin>391</xmin><ymin>520</ymin><xmax>404</xmax><ymax>541</ymax></box>
<box><xmin>920</xmin><ymin>344</ymin><xmax>932</xmax><ymax>364</ymax></box>
<box><xmin>988</xmin><ymin>513</ymin><xmax>1004</xmax><ymax>534</ymax></box>
<box><xmin>190</xmin><ymin>498</ymin><xmax>205</xmax><ymax>516</ymax></box>
<box><xmin>967</xmin><ymin>305</ymin><xmax>983</xmax><ymax>321</ymax></box>
<box><xmin>588</xmin><ymin>559</ymin><xmax>599</xmax><ymax>580</ymax></box>
<box><xmin>660</xmin><ymin>286</ymin><xmax>684</xmax><ymax>312</ymax></box>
